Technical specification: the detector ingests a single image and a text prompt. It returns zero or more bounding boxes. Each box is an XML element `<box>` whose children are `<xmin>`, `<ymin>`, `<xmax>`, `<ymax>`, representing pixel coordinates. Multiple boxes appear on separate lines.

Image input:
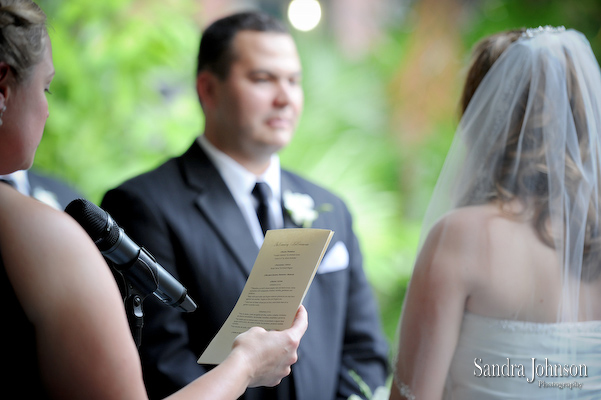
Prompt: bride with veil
<box><xmin>390</xmin><ymin>27</ymin><xmax>601</xmax><ymax>399</ymax></box>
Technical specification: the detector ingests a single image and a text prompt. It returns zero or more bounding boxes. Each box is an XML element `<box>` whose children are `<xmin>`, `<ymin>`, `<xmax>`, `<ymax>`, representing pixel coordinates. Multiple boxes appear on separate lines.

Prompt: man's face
<box><xmin>208</xmin><ymin>31</ymin><xmax>303</xmax><ymax>162</ymax></box>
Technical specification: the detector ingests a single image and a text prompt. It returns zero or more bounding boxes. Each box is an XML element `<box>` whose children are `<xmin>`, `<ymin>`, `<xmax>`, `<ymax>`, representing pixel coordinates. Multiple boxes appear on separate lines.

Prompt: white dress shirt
<box><xmin>197</xmin><ymin>135</ymin><xmax>283</xmax><ymax>247</ymax></box>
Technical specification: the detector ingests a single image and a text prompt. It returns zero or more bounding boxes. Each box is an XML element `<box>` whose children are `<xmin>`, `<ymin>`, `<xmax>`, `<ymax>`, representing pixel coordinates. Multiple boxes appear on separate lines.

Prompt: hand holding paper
<box><xmin>230</xmin><ymin>305</ymin><xmax>308</xmax><ymax>388</ymax></box>
<box><xmin>198</xmin><ymin>228</ymin><xmax>334</xmax><ymax>365</ymax></box>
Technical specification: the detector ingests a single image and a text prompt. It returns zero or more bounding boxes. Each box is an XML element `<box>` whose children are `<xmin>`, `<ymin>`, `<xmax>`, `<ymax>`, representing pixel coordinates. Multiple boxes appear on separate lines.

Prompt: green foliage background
<box><xmin>33</xmin><ymin>0</ymin><xmax>601</xmax><ymax>344</ymax></box>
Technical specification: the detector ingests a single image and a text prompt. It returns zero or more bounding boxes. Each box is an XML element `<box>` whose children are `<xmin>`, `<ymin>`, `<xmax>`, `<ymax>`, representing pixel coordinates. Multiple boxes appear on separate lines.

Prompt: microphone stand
<box><xmin>106</xmin><ymin>248</ymin><xmax>197</xmax><ymax>348</ymax></box>
<box><xmin>111</xmin><ymin>266</ymin><xmax>150</xmax><ymax>349</ymax></box>
<box><xmin>122</xmin><ymin>282</ymin><xmax>147</xmax><ymax>349</ymax></box>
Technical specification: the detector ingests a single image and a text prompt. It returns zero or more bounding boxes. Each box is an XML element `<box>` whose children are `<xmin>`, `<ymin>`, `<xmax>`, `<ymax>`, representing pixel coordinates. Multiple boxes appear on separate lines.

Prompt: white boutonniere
<box><xmin>283</xmin><ymin>190</ymin><xmax>332</xmax><ymax>228</ymax></box>
<box><xmin>347</xmin><ymin>370</ymin><xmax>391</xmax><ymax>400</ymax></box>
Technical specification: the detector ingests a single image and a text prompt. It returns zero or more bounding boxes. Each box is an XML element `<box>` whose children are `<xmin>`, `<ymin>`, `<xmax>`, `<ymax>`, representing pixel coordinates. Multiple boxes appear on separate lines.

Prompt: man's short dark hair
<box><xmin>196</xmin><ymin>10</ymin><xmax>289</xmax><ymax>79</ymax></box>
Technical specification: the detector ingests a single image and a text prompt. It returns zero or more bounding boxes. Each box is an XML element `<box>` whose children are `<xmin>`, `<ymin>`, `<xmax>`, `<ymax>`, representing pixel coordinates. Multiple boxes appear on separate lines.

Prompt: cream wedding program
<box><xmin>198</xmin><ymin>228</ymin><xmax>334</xmax><ymax>364</ymax></box>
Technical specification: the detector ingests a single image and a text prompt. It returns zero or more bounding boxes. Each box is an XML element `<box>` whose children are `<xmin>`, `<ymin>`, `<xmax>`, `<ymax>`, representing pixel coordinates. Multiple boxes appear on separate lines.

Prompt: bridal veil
<box><xmin>392</xmin><ymin>27</ymin><xmax>601</xmax><ymax>399</ymax></box>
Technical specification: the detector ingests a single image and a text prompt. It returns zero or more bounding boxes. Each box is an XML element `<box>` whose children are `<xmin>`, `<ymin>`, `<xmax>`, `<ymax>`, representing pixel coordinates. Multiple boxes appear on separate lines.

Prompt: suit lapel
<box><xmin>180</xmin><ymin>142</ymin><xmax>259</xmax><ymax>276</ymax></box>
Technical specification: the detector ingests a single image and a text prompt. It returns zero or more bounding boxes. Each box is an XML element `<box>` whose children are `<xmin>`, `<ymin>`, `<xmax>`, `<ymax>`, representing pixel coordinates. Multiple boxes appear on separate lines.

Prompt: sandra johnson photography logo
<box><xmin>474</xmin><ymin>358</ymin><xmax>587</xmax><ymax>389</ymax></box>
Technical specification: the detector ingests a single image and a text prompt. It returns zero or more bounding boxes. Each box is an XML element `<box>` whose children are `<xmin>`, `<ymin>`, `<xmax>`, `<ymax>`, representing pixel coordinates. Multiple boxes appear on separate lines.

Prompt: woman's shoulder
<box><xmin>428</xmin><ymin>203</ymin><xmax>504</xmax><ymax>242</ymax></box>
<box><xmin>418</xmin><ymin>203</ymin><xmax>526</xmax><ymax>281</ymax></box>
<box><xmin>0</xmin><ymin>187</ymin><xmax>111</xmax><ymax>320</ymax></box>
<box><xmin>431</xmin><ymin>203</ymin><xmax>524</xmax><ymax>240</ymax></box>
<box><xmin>0</xmin><ymin>186</ymin><xmax>85</xmax><ymax>246</ymax></box>
<box><xmin>443</xmin><ymin>202</ymin><xmax>506</xmax><ymax>222</ymax></box>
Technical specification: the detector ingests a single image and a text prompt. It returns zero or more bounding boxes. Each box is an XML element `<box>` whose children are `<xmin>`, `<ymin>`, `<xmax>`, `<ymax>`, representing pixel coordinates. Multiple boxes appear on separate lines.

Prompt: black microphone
<box><xmin>65</xmin><ymin>198</ymin><xmax>197</xmax><ymax>313</ymax></box>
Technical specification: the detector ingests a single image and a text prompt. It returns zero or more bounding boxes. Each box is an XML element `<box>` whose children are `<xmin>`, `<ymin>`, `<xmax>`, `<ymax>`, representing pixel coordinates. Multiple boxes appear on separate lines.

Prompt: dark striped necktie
<box><xmin>252</xmin><ymin>182</ymin><xmax>275</xmax><ymax>236</ymax></box>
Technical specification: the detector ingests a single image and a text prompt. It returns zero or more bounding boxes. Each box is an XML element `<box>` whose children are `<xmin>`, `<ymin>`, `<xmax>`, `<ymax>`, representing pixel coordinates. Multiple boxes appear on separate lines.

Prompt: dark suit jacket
<box><xmin>101</xmin><ymin>141</ymin><xmax>389</xmax><ymax>400</ymax></box>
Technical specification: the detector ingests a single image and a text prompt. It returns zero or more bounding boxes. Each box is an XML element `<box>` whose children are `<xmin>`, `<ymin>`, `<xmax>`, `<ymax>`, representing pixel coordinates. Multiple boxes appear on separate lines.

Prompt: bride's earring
<box><xmin>0</xmin><ymin>105</ymin><xmax>6</xmax><ymax>126</ymax></box>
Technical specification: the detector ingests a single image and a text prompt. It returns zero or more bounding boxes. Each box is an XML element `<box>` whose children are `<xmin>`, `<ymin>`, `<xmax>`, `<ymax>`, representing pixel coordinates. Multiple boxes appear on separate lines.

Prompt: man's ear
<box><xmin>0</xmin><ymin>62</ymin><xmax>12</xmax><ymax>109</ymax></box>
<box><xmin>196</xmin><ymin>71</ymin><xmax>218</xmax><ymax>110</ymax></box>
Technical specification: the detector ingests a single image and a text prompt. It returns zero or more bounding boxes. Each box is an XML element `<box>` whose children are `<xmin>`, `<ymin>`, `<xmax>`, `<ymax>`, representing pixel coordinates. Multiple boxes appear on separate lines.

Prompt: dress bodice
<box><xmin>444</xmin><ymin>312</ymin><xmax>601</xmax><ymax>399</ymax></box>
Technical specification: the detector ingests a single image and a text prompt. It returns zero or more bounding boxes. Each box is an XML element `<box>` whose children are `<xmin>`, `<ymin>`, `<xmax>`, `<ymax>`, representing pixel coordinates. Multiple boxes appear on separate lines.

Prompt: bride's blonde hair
<box><xmin>459</xmin><ymin>29</ymin><xmax>525</xmax><ymax>116</ymax></box>
<box><xmin>459</xmin><ymin>28</ymin><xmax>601</xmax><ymax>280</ymax></box>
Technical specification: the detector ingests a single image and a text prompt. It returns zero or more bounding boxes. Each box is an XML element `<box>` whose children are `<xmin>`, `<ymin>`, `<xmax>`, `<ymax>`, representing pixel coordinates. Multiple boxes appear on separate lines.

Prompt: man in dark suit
<box><xmin>101</xmin><ymin>11</ymin><xmax>388</xmax><ymax>400</ymax></box>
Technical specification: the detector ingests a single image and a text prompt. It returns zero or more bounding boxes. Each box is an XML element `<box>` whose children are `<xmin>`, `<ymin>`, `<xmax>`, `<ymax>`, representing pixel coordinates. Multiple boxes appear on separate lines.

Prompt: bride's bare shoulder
<box><xmin>419</xmin><ymin>203</ymin><xmax>526</xmax><ymax>276</ymax></box>
<box><xmin>428</xmin><ymin>203</ymin><xmax>509</xmax><ymax>239</ymax></box>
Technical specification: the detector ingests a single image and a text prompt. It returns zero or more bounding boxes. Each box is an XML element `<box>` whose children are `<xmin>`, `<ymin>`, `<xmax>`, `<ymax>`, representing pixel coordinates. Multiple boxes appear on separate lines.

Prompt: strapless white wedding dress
<box><xmin>443</xmin><ymin>312</ymin><xmax>601</xmax><ymax>399</ymax></box>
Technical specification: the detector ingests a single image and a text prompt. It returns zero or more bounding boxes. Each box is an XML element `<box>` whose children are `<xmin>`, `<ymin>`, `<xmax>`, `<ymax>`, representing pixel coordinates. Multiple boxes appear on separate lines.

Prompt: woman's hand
<box><xmin>231</xmin><ymin>305</ymin><xmax>308</xmax><ymax>387</ymax></box>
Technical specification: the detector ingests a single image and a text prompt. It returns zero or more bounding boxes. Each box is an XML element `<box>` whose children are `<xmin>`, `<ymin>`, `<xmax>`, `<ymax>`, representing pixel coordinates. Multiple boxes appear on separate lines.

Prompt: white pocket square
<box><xmin>317</xmin><ymin>241</ymin><xmax>349</xmax><ymax>274</ymax></box>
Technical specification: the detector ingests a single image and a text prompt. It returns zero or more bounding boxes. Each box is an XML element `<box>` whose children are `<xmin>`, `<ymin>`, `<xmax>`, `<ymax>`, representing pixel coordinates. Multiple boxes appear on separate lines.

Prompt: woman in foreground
<box><xmin>391</xmin><ymin>27</ymin><xmax>601</xmax><ymax>399</ymax></box>
<box><xmin>0</xmin><ymin>1</ymin><xmax>307</xmax><ymax>398</ymax></box>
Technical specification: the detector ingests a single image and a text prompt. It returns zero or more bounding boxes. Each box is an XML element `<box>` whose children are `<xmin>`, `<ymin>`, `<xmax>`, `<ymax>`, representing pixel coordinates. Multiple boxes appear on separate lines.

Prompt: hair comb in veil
<box><xmin>522</xmin><ymin>25</ymin><xmax>566</xmax><ymax>38</ymax></box>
